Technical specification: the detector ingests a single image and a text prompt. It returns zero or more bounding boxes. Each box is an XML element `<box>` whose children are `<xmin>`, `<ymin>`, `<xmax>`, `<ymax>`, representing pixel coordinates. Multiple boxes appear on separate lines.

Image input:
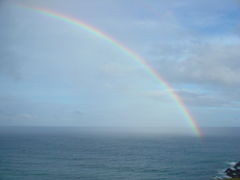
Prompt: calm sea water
<box><xmin>0</xmin><ymin>127</ymin><xmax>240</xmax><ymax>180</ymax></box>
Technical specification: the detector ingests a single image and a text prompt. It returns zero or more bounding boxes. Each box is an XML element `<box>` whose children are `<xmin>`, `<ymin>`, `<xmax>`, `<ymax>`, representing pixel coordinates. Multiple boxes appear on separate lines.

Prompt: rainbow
<box><xmin>17</xmin><ymin>4</ymin><xmax>203</xmax><ymax>136</ymax></box>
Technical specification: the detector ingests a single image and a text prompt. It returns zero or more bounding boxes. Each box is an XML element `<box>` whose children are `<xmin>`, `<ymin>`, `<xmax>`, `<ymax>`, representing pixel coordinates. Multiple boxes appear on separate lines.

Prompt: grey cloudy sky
<box><xmin>1</xmin><ymin>0</ymin><xmax>240</xmax><ymax>133</ymax></box>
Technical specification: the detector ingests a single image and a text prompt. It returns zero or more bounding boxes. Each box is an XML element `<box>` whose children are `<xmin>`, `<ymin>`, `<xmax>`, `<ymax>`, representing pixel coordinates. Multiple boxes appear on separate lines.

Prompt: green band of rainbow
<box><xmin>17</xmin><ymin>4</ymin><xmax>203</xmax><ymax>136</ymax></box>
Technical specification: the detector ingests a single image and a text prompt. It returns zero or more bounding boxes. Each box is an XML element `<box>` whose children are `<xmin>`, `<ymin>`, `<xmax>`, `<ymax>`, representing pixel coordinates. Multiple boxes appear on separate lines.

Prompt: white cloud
<box><xmin>144</xmin><ymin>89</ymin><xmax>240</xmax><ymax>108</ymax></box>
<box><xmin>152</xmin><ymin>38</ymin><xmax>240</xmax><ymax>86</ymax></box>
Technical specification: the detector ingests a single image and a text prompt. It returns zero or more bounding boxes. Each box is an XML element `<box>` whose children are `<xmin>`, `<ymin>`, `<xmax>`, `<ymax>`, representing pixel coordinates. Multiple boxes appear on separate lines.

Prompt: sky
<box><xmin>1</xmin><ymin>0</ymin><xmax>240</xmax><ymax>133</ymax></box>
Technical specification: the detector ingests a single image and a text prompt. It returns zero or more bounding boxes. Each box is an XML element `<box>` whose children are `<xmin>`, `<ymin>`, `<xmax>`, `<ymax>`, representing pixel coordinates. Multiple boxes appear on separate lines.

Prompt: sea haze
<box><xmin>0</xmin><ymin>127</ymin><xmax>240</xmax><ymax>180</ymax></box>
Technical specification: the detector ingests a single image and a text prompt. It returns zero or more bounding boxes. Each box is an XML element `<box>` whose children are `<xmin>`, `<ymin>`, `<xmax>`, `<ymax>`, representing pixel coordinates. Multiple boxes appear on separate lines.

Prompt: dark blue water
<box><xmin>0</xmin><ymin>127</ymin><xmax>240</xmax><ymax>180</ymax></box>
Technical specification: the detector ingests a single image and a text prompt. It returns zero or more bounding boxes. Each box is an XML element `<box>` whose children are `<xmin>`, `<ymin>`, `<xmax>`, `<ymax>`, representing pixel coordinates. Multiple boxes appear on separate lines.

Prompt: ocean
<box><xmin>0</xmin><ymin>127</ymin><xmax>240</xmax><ymax>180</ymax></box>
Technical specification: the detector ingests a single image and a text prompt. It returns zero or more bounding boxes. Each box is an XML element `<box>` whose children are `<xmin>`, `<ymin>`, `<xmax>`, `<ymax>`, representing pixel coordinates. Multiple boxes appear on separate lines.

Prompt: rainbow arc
<box><xmin>17</xmin><ymin>4</ymin><xmax>203</xmax><ymax>136</ymax></box>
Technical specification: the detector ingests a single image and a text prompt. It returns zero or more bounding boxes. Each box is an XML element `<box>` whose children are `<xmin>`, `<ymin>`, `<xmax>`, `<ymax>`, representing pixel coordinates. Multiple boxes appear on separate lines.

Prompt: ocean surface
<box><xmin>0</xmin><ymin>127</ymin><xmax>240</xmax><ymax>180</ymax></box>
